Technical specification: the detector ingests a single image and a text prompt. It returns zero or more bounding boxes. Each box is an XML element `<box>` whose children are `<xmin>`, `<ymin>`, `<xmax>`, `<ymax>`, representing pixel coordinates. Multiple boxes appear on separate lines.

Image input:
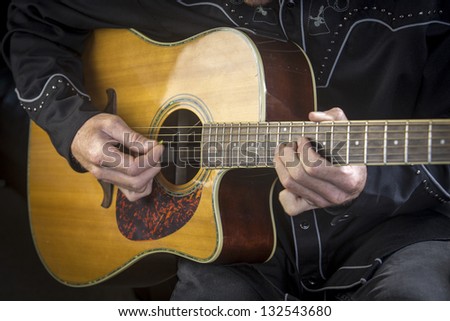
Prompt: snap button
<box><xmin>299</xmin><ymin>221</ymin><xmax>310</xmax><ymax>230</ymax></box>
<box><xmin>330</xmin><ymin>213</ymin><xmax>353</xmax><ymax>226</ymax></box>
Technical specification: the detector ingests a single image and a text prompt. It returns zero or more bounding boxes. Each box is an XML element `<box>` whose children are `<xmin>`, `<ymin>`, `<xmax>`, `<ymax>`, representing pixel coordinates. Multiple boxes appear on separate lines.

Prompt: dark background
<box><xmin>0</xmin><ymin>1</ymin><xmax>174</xmax><ymax>300</ymax></box>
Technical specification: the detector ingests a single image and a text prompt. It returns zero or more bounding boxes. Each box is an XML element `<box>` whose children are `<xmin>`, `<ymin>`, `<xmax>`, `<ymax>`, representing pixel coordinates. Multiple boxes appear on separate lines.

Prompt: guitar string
<box><xmin>131</xmin><ymin>121</ymin><xmax>450</xmax><ymax>130</ymax></box>
<box><xmin>134</xmin><ymin>129</ymin><xmax>450</xmax><ymax>135</ymax></box>
<box><xmin>120</xmin><ymin>124</ymin><xmax>450</xmax><ymax>163</ymax></box>
<box><xmin>126</xmin><ymin>130</ymin><xmax>450</xmax><ymax>155</ymax></box>
<box><xmin>136</xmin><ymin>128</ymin><xmax>450</xmax><ymax>136</ymax></box>
<box><xmin>156</xmin><ymin>149</ymin><xmax>450</xmax><ymax>163</ymax></box>
<box><xmin>135</xmin><ymin>135</ymin><xmax>450</xmax><ymax>146</ymax></box>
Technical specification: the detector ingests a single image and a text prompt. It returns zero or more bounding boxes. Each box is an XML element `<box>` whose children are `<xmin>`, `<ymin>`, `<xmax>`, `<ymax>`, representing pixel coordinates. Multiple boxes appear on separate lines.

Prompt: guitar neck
<box><xmin>201</xmin><ymin>119</ymin><xmax>450</xmax><ymax>168</ymax></box>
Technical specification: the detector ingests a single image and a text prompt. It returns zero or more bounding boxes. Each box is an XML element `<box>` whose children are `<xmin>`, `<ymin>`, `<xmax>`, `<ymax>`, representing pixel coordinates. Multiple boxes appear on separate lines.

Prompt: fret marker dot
<box><xmin>394</xmin><ymin>140</ymin><xmax>399</xmax><ymax>145</ymax></box>
<box><xmin>440</xmin><ymin>139</ymin><xmax>446</xmax><ymax>145</ymax></box>
<box><xmin>323</xmin><ymin>142</ymin><xmax>326</xmax><ymax>146</ymax></box>
<box><xmin>355</xmin><ymin>141</ymin><xmax>360</xmax><ymax>146</ymax></box>
<box><xmin>283</xmin><ymin>127</ymin><xmax>287</xmax><ymax>132</ymax></box>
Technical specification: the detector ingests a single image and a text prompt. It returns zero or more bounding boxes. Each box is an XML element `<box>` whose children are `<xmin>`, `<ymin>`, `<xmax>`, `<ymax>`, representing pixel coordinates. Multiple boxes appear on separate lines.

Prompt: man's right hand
<box><xmin>71</xmin><ymin>113</ymin><xmax>163</xmax><ymax>202</ymax></box>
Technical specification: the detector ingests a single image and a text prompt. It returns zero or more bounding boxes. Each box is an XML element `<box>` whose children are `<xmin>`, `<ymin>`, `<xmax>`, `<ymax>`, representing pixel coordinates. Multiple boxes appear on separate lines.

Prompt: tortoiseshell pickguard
<box><xmin>116</xmin><ymin>182</ymin><xmax>202</xmax><ymax>240</ymax></box>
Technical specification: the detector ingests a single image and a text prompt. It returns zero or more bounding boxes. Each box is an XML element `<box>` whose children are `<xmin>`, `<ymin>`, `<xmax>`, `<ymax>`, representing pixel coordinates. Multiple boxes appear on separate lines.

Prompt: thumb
<box><xmin>279</xmin><ymin>189</ymin><xmax>316</xmax><ymax>216</ymax></box>
<box><xmin>309</xmin><ymin>107</ymin><xmax>348</xmax><ymax>122</ymax></box>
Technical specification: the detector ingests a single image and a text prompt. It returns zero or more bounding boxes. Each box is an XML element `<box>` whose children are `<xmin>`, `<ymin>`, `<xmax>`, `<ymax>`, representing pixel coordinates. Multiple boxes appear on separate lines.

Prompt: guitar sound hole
<box><xmin>158</xmin><ymin>109</ymin><xmax>202</xmax><ymax>185</ymax></box>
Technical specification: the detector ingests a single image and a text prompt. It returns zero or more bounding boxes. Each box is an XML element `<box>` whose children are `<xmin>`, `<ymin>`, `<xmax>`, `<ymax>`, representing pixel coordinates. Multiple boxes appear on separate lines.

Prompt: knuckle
<box><xmin>285</xmin><ymin>165</ymin><xmax>303</xmax><ymax>181</ymax></box>
<box><xmin>314</xmin><ymin>199</ymin><xmax>327</xmax><ymax>208</ymax></box>
<box><xmin>105</xmin><ymin>114</ymin><xmax>121</xmax><ymax>127</ymax></box>
<box><xmin>329</xmin><ymin>192</ymin><xmax>348</xmax><ymax>206</ymax></box>
<box><xmin>331</xmin><ymin>107</ymin><xmax>345</xmax><ymax>119</ymax></box>
<box><xmin>129</xmin><ymin>180</ymin><xmax>143</xmax><ymax>192</ymax></box>
<box><xmin>126</xmin><ymin>164</ymin><xmax>140</xmax><ymax>177</ymax></box>
<box><xmin>281</xmin><ymin>177</ymin><xmax>297</xmax><ymax>190</ymax></box>
<box><xmin>304</xmin><ymin>163</ymin><xmax>319</xmax><ymax>176</ymax></box>
<box><xmin>91</xmin><ymin>167</ymin><xmax>104</xmax><ymax>180</ymax></box>
<box><xmin>344</xmin><ymin>171</ymin><xmax>361</xmax><ymax>191</ymax></box>
<box><xmin>126</xmin><ymin>187</ymin><xmax>152</xmax><ymax>202</ymax></box>
<box><xmin>285</xmin><ymin>207</ymin><xmax>297</xmax><ymax>216</ymax></box>
<box><xmin>126</xmin><ymin>193</ymin><xmax>140</xmax><ymax>202</ymax></box>
<box><xmin>88</xmin><ymin>149</ymin><xmax>104</xmax><ymax>166</ymax></box>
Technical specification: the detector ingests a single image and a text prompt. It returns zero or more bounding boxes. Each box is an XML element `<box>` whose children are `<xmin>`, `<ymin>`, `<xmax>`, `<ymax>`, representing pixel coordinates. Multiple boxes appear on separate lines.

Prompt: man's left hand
<box><xmin>274</xmin><ymin>107</ymin><xmax>367</xmax><ymax>216</ymax></box>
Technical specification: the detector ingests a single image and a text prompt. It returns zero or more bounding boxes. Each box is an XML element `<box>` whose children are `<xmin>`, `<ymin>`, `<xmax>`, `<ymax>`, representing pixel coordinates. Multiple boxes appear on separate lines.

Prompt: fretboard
<box><xmin>201</xmin><ymin>119</ymin><xmax>450</xmax><ymax>168</ymax></box>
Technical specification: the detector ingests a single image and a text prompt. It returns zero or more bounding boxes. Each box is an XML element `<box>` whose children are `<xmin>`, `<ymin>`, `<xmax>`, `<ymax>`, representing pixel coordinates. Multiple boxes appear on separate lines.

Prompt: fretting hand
<box><xmin>274</xmin><ymin>107</ymin><xmax>367</xmax><ymax>216</ymax></box>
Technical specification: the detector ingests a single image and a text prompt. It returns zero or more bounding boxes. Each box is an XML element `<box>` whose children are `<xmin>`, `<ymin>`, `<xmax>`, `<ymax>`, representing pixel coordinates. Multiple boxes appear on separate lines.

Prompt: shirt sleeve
<box><xmin>2</xmin><ymin>0</ymin><xmax>205</xmax><ymax>171</ymax></box>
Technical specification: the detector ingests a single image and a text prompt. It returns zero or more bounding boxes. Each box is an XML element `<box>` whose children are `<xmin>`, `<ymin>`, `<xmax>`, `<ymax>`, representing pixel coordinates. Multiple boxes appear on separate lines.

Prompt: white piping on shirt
<box><xmin>312</xmin><ymin>209</ymin><xmax>326</xmax><ymax>280</ymax></box>
<box><xmin>290</xmin><ymin>215</ymin><xmax>300</xmax><ymax>272</ymax></box>
<box><xmin>15</xmin><ymin>73</ymin><xmax>90</xmax><ymax>102</ymax></box>
<box><xmin>317</xmin><ymin>19</ymin><xmax>450</xmax><ymax>88</ymax></box>
<box><xmin>420</xmin><ymin>165</ymin><xmax>450</xmax><ymax>199</ymax></box>
<box><xmin>176</xmin><ymin>0</ymin><xmax>239</xmax><ymax>26</ymax></box>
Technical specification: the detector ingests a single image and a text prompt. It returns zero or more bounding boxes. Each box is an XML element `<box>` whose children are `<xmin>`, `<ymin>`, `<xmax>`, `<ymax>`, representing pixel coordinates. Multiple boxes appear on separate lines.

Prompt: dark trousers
<box><xmin>170</xmin><ymin>240</ymin><xmax>450</xmax><ymax>300</ymax></box>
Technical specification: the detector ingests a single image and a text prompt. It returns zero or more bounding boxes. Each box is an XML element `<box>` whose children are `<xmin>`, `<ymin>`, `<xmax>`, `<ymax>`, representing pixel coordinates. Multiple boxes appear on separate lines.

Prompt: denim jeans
<box><xmin>170</xmin><ymin>240</ymin><xmax>450</xmax><ymax>300</ymax></box>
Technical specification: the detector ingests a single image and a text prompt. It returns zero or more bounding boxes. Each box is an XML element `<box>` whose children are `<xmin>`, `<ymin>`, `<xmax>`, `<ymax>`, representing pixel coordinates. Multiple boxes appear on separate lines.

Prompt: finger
<box><xmin>119</xmin><ymin>181</ymin><xmax>154</xmax><ymax>202</ymax></box>
<box><xmin>279</xmin><ymin>189</ymin><xmax>317</xmax><ymax>216</ymax></box>
<box><xmin>302</xmin><ymin>139</ymin><xmax>364</xmax><ymax>201</ymax></box>
<box><xmin>275</xmin><ymin>142</ymin><xmax>300</xmax><ymax>169</ymax></box>
<box><xmin>103</xmin><ymin>116</ymin><xmax>157</xmax><ymax>155</ymax></box>
<box><xmin>308</xmin><ymin>107</ymin><xmax>348</xmax><ymax>122</ymax></box>
<box><xmin>276</xmin><ymin>140</ymin><xmax>336</xmax><ymax>208</ymax></box>
<box><xmin>100</xmin><ymin>143</ymin><xmax>164</xmax><ymax>176</ymax></box>
<box><xmin>93</xmin><ymin>163</ymin><xmax>162</xmax><ymax>193</ymax></box>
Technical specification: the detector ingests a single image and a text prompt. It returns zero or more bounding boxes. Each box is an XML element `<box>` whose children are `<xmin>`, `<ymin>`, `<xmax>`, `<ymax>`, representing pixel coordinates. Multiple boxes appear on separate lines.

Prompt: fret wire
<box><xmin>330</xmin><ymin>121</ymin><xmax>334</xmax><ymax>165</ymax></box>
<box><xmin>301</xmin><ymin>120</ymin><xmax>305</xmax><ymax>138</ymax></box>
<box><xmin>215</xmin><ymin>124</ymin><xmax>220</xmax><ymax>168</ymax></box>
<box><xmin>346</xmin><ymin>123</ymin><xmax>350</xmax><ymax>165</ymax></box>
<box><xmin>404</xmin><ymin>121</ymin><xmax>409</xmax><ymax>163</ymax></box>
<box><xmin>246</xmin><ymin>122</ymin><xmax>250</xmax><ymax>165</ymax></box>
<box><xmin>266</xmin><ymin>122</ymin><xmax>270</xmax><ymax>166</ymax></box>
<box><xmin>315</xmin><ymin>122</ymin><xmax>319</xmax><ymax>153</ymax></box>
<box><xmin>229</xmin><ymin>124</ymin><xmax>233</xmax><ymax>167</ymax></box>
<box><xmin>255</xmin><ymin>123</ymin><xmax>259</xmax><ymax>166</ymax></box>
<box><xmin>428</xmin><ymin>121</ymin><xmax>433</xmax><ymax>163</ymax></box>
<box><xmin>364</xmin><ymin>121</ymin><xmax>368</xmax><ymax>165</ymax></box>
<box><xmin>238</xmin><ymin>123</ymin><xmax>242</xmax><ymax>168</ymax></box>
<box><xmin>383</xmin><ymin>121</ymin><xmax>387</xmax><ymax>165</ymax></box>
<box><xmin>289</xmin><ymin>121</ymin><xmax>293</xmax><ymax>143</ymax></box>
<box><xmin>222</xmin><ymin>123</ymin><xmax>226</xmax><ymax>167</ymax></box>
<box><xmin>276</xmin><ymin>122</ymin><xmax>280</xmax><ymax>147</ymax></box>
<box><xmin>207</xmin><ymin>124</ymin><xmax>212</xmax><ymax>166</ymax></box>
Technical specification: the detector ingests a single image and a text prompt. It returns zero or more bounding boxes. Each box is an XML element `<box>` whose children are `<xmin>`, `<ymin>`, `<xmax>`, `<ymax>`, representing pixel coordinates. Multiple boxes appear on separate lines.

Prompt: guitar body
<box><xmin>28</xmin><ymin>28</ymin><xmax>315</xmax><ymax>286</ymax></box>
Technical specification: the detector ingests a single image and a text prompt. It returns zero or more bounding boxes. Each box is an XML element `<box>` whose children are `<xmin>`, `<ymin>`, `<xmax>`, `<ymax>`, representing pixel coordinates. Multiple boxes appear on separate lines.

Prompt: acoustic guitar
<box><xmin>28</xmin><ymin>28</ymin><xmax>450</xmax><ymax>286</ymax></box>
